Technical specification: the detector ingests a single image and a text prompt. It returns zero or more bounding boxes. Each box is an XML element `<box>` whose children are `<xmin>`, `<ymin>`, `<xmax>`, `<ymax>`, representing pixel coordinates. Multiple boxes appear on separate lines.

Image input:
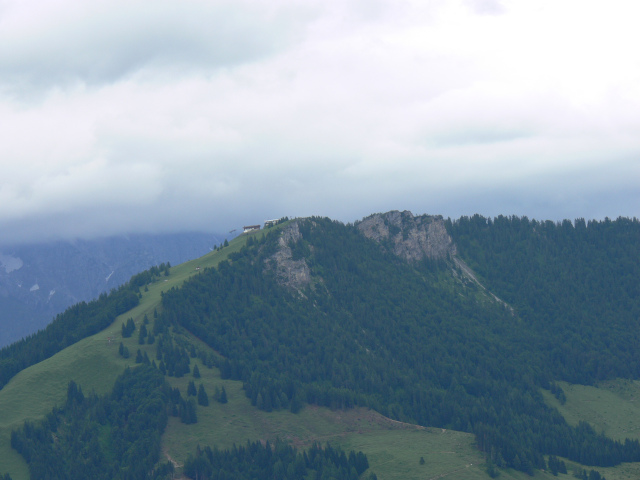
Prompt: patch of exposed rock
<box><xmin>267</xmin><ymin>221</ymin><xmax>311</xmax><ymax>292</ymax></box>
<box><xmin>357</xmin><ymin>210</ymin><xmax>456</xmax><ymax>262</ymax></box>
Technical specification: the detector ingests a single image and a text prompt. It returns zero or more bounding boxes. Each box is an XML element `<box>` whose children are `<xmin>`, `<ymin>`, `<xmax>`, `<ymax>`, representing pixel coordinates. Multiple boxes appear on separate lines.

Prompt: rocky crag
<box><xmin>356</xmin><ymin>210</ymin><xmax>456</xmax><ymax>262</ymax></box>
<box><xmin>266</xmin><ymin>221</ymin><xmax>312</xmax><ymax>293</ymax></box>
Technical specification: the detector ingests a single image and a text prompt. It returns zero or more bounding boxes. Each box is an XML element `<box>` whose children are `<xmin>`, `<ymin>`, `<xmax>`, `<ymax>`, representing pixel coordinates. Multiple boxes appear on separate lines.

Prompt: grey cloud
<box><xmin>464</xmin><ymin>0</ymin><xmax>506</xmax><ymax>15</ymax></box>
<box><xmin>429</xmin><ymin>128</ymin><xmax>532</xmax><ymax>147</ymax></box>
<box><xmin>0</xmin><ymin>1</ymin><xmax>308</xmax><ymax>92</ymax></box>
<box><xmin>0</xmin><ymin>0</ymin><xmax>638</xmax><ymax>246</ymax></box>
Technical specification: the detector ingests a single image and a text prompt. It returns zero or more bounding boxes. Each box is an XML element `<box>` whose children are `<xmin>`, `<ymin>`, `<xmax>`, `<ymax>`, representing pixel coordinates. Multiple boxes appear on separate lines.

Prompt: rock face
<box><xmin>267</xmin><ymin>221</ymin><xmax>311</xmax><ymax>292</ymax></box>
<box><xmin>357</xmin><ymin>210</ymin><xmax>456</xmax><ymax>262</ymax></box>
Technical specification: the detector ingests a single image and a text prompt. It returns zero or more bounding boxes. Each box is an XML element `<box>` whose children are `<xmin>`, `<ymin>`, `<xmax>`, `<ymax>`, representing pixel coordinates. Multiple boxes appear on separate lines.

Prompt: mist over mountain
<box><xmin>0</xmin><ymin>232</ymin><xmax>225</xmax><ymax>347</ymax></box>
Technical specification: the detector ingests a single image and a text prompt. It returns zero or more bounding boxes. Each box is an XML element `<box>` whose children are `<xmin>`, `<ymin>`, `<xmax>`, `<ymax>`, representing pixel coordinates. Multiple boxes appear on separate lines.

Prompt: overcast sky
<box><xmin>1</xmin><ymin>0</ymin><xmax>639</xmax><ymax>245</ymax></box>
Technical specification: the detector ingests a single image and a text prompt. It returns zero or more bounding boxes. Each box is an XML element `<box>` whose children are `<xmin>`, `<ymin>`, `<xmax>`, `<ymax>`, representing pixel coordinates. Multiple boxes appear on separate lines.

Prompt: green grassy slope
<box><xmin>0</xmin><ymin>231</ymin><xmax>249</xmax><ymax>479</ymax></box>
<box><xmin>542</xmin><ymin>380</ymin><xmax>640</xmax><ymax>480</ymax></box>
<box><xmin>543</xmin><ymin>380</ymin><xmax>640</xmax><ymax>442</ymax></box>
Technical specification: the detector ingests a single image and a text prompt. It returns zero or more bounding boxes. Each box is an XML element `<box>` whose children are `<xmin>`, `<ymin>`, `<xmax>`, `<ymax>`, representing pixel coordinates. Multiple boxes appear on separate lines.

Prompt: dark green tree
<box><xmin>198</xmin><ymin>384</ymin><xmax>209</xmax><ymax>406</ymax></box>
<box><xmin>138</xmin><ymin>324</ymin><xmax>148</xmax><ymax>345</ymax></box>
<box><xmin>218</xmin><ymin>386</ymin><xmax>228</xmax><ymax>404</ymax></box>
<box><xmin>187</xmin><ymin>380</ymin><xmax>197</xmax><ymax>397</ymax></box>
<box><xmin>122</xmin><ymin>318</ymin><xmax>135</xmax><ymax>338</ymax></box>
<box><xmin>181</xmin><ymin>399</ymin><xmax>197</xmax><ymax>424</ymax></box>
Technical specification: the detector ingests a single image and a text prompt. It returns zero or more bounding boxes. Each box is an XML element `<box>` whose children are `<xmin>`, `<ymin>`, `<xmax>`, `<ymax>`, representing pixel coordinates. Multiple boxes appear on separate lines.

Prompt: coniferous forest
<box><xmin>10</xmin><ymin>366</ymin><xmax>174</xmax><ymax>480</ymax></box>
<box><xmin>159</xmin><ymin>215</ymin><xmax>640</xmax><ymax>473</ymax></box>
<box><xmin>183</xmin><ymin>440</ymin><xmax>371</xmax><ymax>480</ymax></box>
<box><xmin>3</xmin><ymin>213</ymin><xmax>640</xmax><ymax>477</ymax></box>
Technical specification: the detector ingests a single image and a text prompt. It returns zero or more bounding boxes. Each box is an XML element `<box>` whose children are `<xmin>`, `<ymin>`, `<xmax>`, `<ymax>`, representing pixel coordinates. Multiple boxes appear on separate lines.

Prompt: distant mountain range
<box><xmin>0</xmin><ymin>232</ymin><xmax>225</xmax><ymax>347</ymax></box>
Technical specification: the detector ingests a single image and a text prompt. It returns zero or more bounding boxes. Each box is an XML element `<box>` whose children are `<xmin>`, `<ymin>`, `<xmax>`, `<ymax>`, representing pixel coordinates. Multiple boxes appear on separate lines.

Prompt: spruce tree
<box><xmin>198</xmin><ymin>384</ymin><xmax>209</xmax><ymax>406</ymax></box>
<box><xmin>192</xmin><ymin>364</ymin><xmax>201</xmax><ymax>378</ymax></box>
<box><xmin>219</xmin><ymin>386</ymin><xmax>228</xmax><ymax>404</ymax></box>
<box><xmin>138</xmin><ymin>324</ymin><xmax>147</xmax><ymax>345</ymax></box>
<box><xmin>187</xmin><ymin>380</ymin><xmax>197</xmax><ymax>397</ymax></box>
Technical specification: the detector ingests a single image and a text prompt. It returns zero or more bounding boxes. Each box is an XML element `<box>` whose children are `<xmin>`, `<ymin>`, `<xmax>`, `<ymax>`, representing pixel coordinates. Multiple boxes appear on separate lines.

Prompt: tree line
<box><xmin>183</xmin><ymin>439</ymin><xmax>371</xmax><ymax>480</ymax></box>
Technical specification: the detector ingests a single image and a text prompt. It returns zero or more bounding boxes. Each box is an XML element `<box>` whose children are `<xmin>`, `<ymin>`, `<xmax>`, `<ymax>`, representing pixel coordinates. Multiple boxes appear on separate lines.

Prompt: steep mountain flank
<box><xmin>357</xmin><ymin>211</ymin><xmax>456</xmax><ymax>262</ymax></box>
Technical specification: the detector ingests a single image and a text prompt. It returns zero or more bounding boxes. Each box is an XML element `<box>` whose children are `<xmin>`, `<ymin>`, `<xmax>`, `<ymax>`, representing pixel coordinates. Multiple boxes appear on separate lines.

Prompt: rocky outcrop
<box><xmin>267</xmin><ymin>221</ymin><xmax>311</xmax><ymax>292</ymax></box>
<box><xmin>357</xmin><ymin>211</ymin><xmax>456</xmax><ymax>262</ymax></box>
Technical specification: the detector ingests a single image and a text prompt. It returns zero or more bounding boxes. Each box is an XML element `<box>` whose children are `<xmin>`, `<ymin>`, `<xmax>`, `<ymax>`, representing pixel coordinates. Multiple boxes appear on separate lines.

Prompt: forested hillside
<box><xmin>447</xmin><ymin>215</ymin><xmax>640</xmax><ymax>384</ymax></box>
<box><xmin>3</xmin><ymin>212</ymin><xmax>639</xmax><ymax>478</ymax></box>
<box><xmin>159</xmin><ymin>214</ymin><xmax>640</xmax><ymax>474</ymax></box>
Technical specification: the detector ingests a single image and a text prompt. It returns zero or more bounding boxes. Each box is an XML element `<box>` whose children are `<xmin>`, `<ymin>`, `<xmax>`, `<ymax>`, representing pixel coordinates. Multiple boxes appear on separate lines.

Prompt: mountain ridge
<box><xmin>1</xmin><ymin>211</ymin><xmax>640</xmax><ymax>479</ymax></box>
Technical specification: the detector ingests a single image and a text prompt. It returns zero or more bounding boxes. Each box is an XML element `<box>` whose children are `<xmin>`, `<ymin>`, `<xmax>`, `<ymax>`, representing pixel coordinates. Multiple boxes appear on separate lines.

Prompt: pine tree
<box><xmin>138</xmin><ymin>324</ymin><xmax>147</xmax><ymax>345</ymax></box>
<box><xmin>187</xmin><ymin>380</ymin><xmax>197</xmax><ymax>397</ymax></box>
<box><xmin>181</xmin><ymin>399</ymin><xmax>198</xmax><ymax>424</ymax></box>
<box><xmin>192</xmin><ymin>364</ymin><xmax>201</xmax><ymax>378</ymax></box>
<box><xmin>198</xmin><ymin>384</ymin><xmax>209</xmax><ymax>406</ymax></box>
<box><xmin>122</xmin><ymin>318</ymin><xmax>136</xmax><ymax>338</ymax></box>
<box><xmin>66</xmin><ymin>380</ymin><xmax>84</xmax><ymax>407</ymax></box>
<box><xmin>219</xmin><ymin>386</ymin><xmax>228</xmax><ymax>404</ymax></box>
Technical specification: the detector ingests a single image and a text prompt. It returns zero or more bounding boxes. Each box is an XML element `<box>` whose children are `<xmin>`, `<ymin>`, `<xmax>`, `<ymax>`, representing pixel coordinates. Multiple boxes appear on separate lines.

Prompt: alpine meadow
<box><xmin>1</xmin><ymin>211</ymin><xmax>639</xmax><ymax>480</ymax></box>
